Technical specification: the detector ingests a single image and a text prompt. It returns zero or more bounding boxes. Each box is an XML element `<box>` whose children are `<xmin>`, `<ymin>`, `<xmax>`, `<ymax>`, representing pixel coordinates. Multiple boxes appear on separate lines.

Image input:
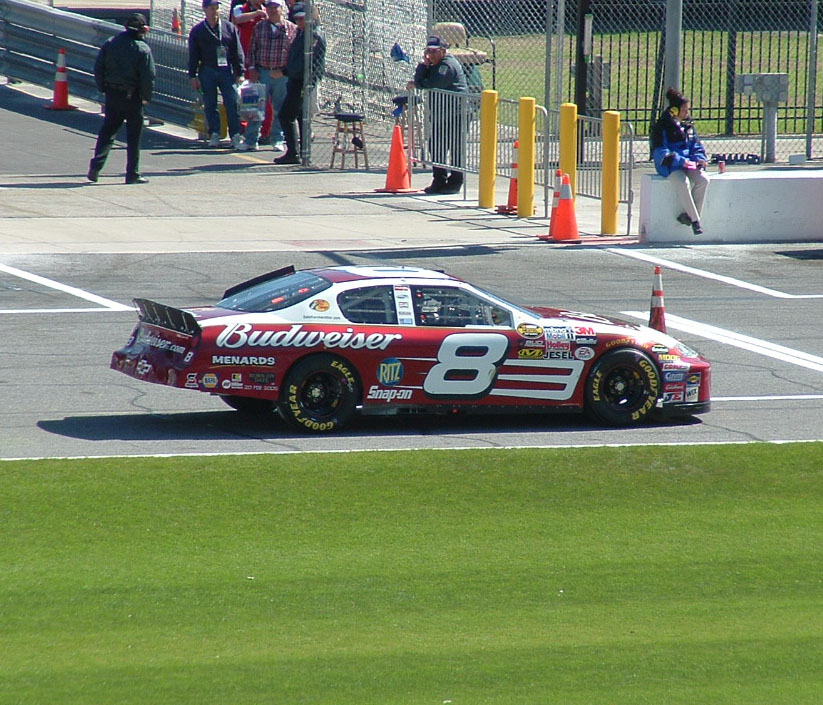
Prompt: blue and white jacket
<box><xmin>651</xmin><ymin>109</ymin><xmax>707</xmax><ymax>176</ymax></box>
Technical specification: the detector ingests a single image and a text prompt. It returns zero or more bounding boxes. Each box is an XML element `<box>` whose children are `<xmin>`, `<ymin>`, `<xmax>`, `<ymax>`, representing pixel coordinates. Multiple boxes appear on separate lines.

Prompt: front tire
<box><xmin>585</xmin><ymin>349</ymin><xmax>660</xmax><ymax>426</ymax></box>
<box><xmin>279</xmin><ymin>354</ymin><xmax>360</xmax><ymax>433</ymax></box>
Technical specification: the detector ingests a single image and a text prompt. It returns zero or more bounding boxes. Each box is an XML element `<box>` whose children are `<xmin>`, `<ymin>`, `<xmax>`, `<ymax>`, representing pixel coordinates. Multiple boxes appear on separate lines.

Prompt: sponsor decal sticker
<box><xmin>135</xmin><ymin>359</ymin><xmax>152</xmax><ymax>376</ymax></box>
<box><xmin>545</xmin><ymin>326</ymin><xmax>575</xmax><ymax>341</ymax></box>
<box><xmin>185</xmin><ymin>372</ymin><xmax>199</xmax><ymax>388</ymax></box>
<box><xmin>137</xmin><ymin>330</ymin><xmax>186</xmax><ymax>355</ymax></box>
<box><xmin>377</xmin><ymin>358</ymin><xmax>404</xmax><ymax>386</ymax></box>
<box><xmin>212</xmin><ymin>355</ymin><xmax>276</xmax><ymax>366</ymax></box>
<box><xmin>517</xmin><ymin>323</ymin><xmax>544</xmax><ymax>339</ymax></box>
<box><xmin>366</xmin><ymin>385</ymin><xmax>413</xmax><ymax>402</ymax></box>
<box><xmin>216</xmin><ymin>324</ymin><xmax>403</xmax><ymax>352</ymax></box>
<box><xmin>201</xmin><ymin>373</ymin><xmax>218</xmax><ymax>389</ymax></box>
<box><xmin>651</xmin><ymin>344</ymin><xmax>670</xmax><ymax>354</ymax></box>
<box><xmin>663</xmin><ymin>391</ymin><xmax>684</xmax><ymax>403</ymax></box>
<box><xmin>606</xmin><ymin>337</ymin><xmax>634</xmax><ymax>349</ymax></box>
<box><xmin>309</xmin><ymin>299</ymin><xmax>331</xmax><ymax>312</ymax></box>
<box><xmin>574</xmin><ymin>346</ymin><xmax>595</xmax><ymax>361</ymax></box>
<box><xmin>664</xmin><ymin>371</ymin><xmax>686</xmax><ymax>382</ymax></box>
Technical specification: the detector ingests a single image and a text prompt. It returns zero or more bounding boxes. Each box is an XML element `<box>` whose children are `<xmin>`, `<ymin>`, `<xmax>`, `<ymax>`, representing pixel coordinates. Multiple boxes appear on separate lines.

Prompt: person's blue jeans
<box><xmin>244</xmin><ymin>69</ymin><xmax>286</xmax><ymax>145</ymax></box>
<box><xmin>199</xmin><ymin>65</ymin><xmax>241</xmax><ymax>137</ymax></box>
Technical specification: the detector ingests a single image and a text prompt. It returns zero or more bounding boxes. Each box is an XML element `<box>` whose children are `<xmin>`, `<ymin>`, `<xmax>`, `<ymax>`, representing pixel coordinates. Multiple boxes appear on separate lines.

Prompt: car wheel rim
<box><xmin>602</xmin><ymin>366</ymin><xmax>646</xmax><ymax>410</ymax></box>
<box><xmin>299</xmin><ymin>372</ymin><xmax>343</xmax><ymax>418</ymax></box>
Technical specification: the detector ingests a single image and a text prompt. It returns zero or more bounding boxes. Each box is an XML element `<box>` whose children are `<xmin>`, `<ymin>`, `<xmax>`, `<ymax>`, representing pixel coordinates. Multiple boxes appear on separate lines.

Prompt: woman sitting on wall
<box><xmin>652</xmin><ymin>87</ymin><xmax>709</xmax><ymax>235</ymax></box>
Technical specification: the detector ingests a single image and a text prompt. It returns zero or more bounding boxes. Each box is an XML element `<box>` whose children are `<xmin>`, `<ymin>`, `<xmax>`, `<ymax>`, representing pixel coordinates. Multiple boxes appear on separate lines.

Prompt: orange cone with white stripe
<box><xmin>496</xmin><ymin>140</ymin><xmax>519</xmax><ymax>214</ymax></box>
<box><xmin>551</xmin><ymin>173</ymin><xmax>581</xmax><ymax>242</ymax></box>
<box><xmin>44</xmin><ymin>48</ymin><xmax>77</xmax><ymax>111</ymax></box>
<box><xmin>649</xmin><ymin>265</ymin><xmax>667</xmax><ymax>333</ymax></box>
<box><xmin>538</xmin><ymin>169</ymin><xmax>563</xmax><ymax>241</ymax></box>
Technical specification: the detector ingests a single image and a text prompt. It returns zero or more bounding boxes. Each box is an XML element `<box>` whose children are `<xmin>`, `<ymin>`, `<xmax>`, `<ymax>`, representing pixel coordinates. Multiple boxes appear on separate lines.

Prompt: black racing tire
<box><xmin>219</xmin><ymin>395</ymin><xmax>276</xmax><ymax>414</ymax></box>
<box><xmin>279</xmin><ymin>354</ymin><xmax>360</xmax><ymax>433</ymax></box>
<box><xmin>585</xmin><ymin>349</ymin><xmax>661</xmax><ymax>427</ymax></box>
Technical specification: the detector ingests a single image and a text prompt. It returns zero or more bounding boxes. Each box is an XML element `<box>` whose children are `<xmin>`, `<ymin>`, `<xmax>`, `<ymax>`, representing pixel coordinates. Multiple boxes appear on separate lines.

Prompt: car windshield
<box><xmin>216</xmin><ymin>271</ymin><xmax>332</xmax><ymax>313</ymax></box>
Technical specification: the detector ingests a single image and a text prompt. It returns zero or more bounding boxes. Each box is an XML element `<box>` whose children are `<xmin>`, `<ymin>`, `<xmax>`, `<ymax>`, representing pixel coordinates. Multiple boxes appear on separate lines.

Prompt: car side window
<box><xmin>411</xmin><ymin>286</ymin><xmax>512</xmax><ymax>327</ymax></box>
<box><xmin>337</xmin><ymin>285</ymin><xmax>398</xmax><ymax>325</ymax></box>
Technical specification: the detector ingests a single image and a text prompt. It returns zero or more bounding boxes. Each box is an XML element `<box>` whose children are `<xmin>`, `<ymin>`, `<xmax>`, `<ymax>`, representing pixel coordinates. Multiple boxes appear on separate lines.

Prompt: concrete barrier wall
<box><xmin>639</xmin><ymin>170</ymin><xmax>823</xmax><ymax>243</ymax></box>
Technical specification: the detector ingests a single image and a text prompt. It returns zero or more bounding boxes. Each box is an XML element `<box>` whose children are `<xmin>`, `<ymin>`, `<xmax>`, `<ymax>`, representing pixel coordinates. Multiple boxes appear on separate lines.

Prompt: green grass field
<box><xmin>2</xmin><ymin>444</ymin><xmax>822</xmax><ymax>704</ymax></box>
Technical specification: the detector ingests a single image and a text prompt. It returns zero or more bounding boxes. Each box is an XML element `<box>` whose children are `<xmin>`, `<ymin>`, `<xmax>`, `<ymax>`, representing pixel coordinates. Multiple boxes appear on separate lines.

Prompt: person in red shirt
<box><xmin>232</xmin><ymin>0</ymin><xmax>274</xmax><ymax>144</ymax></box>
<box><xmin>238</xmin><ymin>0</ymin><xmax>297</xmax><ymax>152</ymax></box>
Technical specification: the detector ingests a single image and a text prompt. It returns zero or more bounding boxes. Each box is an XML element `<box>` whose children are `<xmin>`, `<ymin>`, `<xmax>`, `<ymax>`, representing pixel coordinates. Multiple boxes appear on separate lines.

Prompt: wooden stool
<box><xmin>330</xmin><ymin>112</ymin><xmax>369</xmax><ymax>169</ymax></box>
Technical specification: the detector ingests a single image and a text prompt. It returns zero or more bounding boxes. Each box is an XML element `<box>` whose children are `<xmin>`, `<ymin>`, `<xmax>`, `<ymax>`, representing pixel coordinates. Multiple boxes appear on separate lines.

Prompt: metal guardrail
<box><xmin>0</xmin><ymin>0</ymin><xmax>195</xmax><ymax>126</ymax></box>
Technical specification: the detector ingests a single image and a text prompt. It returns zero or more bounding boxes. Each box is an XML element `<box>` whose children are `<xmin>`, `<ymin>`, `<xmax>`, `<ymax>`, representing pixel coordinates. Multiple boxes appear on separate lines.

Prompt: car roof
<box><xmin>309</xmin><ymin>265</ymin><xmax>460</xmax><ymax>284</ymax></box>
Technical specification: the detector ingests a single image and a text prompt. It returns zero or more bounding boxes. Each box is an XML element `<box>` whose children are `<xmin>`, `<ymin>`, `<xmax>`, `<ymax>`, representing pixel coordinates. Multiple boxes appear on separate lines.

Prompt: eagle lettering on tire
<box><xmin>585</xmin><ymin>349</ymin><xmax>660</xmax><ymax>426</ymax></box>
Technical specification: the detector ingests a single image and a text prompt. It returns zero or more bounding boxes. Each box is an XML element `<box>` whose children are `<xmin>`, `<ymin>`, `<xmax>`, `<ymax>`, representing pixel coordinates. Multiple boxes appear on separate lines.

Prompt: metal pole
<box><xmin>545</xmin><ymin>0</ymin><xmax>554</xmax><ymax>110</ymax></box>
<box><xmin>554</xmin><ymin>0</ymin><xmax>565</xmax><ymax>110</ymax></box>
<box><xmin>301</xmin><ymin>0</ymin><xmax>314</xmax><ymax>165</ymax></box>
<box><xmin>574</xmin><ymin>0</ymin><xmax>591</xmax><ymax>115</ymax></box>
<box><xmin>664</xmin><ymin>0</ymin><xmax>682</xmax><ymax>91</ymax></box>
<box><xmin>806</xmin><ymin>0</ymin><xmax>819</xmax><ymax>158</ymax></box>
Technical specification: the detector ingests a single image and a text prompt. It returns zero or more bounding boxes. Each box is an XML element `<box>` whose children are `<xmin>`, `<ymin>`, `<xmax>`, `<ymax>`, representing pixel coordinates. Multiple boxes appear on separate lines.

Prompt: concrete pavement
<box><xmin>0</xmin><ymin>78</ymin><xmax>639</xmax><ymax>255</ymax></box>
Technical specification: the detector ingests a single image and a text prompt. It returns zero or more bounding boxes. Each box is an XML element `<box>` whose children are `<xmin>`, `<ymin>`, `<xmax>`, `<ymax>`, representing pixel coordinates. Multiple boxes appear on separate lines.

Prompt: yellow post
<box><xmin>601</xmin><ymin>110</ymin><xmax>621</xmax><ymax>235</ymax></box>
<box><xmin>559</xmin><ymin>102</ymin><xmax>578</xmax><ymax>197</ymax></box>
<box><xmin>478</xmin><ymin>90</ymin><xmax>499</xmax><ymax>209</ymax></box>
<box><xmin>517</xmin><ymin>96</ymin><xmax>536</xmax><ymax>218</ymax></box>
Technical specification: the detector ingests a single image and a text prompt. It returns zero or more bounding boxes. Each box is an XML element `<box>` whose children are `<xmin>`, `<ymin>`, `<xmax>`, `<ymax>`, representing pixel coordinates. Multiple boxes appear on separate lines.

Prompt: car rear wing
<box><xmin>133</xmin><ymin>298</ymin><xmax>201</xmax><ymax>337</ymax></box>
<box><xmin>221</xmin><ymin>265</ymin><xmax>296</xmax><ymax>300</ymax></box>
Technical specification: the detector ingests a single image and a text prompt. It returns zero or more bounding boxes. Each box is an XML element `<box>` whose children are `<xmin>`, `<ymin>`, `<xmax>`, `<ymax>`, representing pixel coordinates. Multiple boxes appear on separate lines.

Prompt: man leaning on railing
<box><xmin>409</xmin><ymin>35</ymin><xmax>468</xmax><ymax>195</ymax></box>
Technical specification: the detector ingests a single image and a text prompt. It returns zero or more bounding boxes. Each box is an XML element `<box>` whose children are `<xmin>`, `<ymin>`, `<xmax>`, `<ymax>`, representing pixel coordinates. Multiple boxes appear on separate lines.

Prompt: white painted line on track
<box><xmin>2</xmin><ymin>438</ymin><xmax>821</xmax><ymax>462</ymax></box>
<box><xmin>609</xmin><ymin>248</ymin><xmax>823</xmax><ymax>299</ymax></box>
<box><xmin>621</xmin><ymin>311</ymin><xmax>823</xmax><ymax>373</ymax></box>
<box><xmin>0</xmin><ymin>263</ymin><xmax>133</xmax><ymax>312</ymax></box>
<box><xmin>714</xmin><ymin>394</ymin><xmax>823</xmax><ymax>401</ymax></box>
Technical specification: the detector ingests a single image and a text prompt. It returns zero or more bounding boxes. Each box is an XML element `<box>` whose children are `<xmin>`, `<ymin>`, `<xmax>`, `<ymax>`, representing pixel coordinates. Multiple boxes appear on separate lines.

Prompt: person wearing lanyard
<box><xmin>188</xmin><ymin>0</ymin><xmax>245</xmax><ymax>148</ymax></box>
<box><xmin>239</xmin><ymin>0</ymin><xmax>297</xmax><ymax>152</ymax></box>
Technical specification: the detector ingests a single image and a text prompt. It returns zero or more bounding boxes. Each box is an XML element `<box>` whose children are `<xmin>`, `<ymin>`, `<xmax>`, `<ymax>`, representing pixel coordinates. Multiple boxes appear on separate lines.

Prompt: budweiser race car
<box><xmin>111</xmin><ymin>265</ymin><xmax>710</xmax><ymax>432</ymax></box>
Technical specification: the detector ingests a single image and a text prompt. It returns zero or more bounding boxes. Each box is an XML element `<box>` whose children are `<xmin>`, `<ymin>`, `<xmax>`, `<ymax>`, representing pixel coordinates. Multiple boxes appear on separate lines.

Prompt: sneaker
<box><xmin>439</xmin><ymin>181</ymin><xmax>463</xmax><ymax>195</ymax></box>
<box><xmin>125</xmin><ymin>175</ymin><xmax>149</xmax><ymax>185</ymax></box>
<box><xmin>87</xmin><ymin>168</ymin><xmax>99</xmax><ymax>183</ymax></box>
<box><xmin>676</xmin><ymin>212</ymin><xmax>692</xmax><ymax>226</ymax></box>
<box><xmin>274</xmin><ymin>153</ymin><xmax>300</xmax><ymax>165</ymax></box>
<box><xmin>273</xmin><ymin>140</ymin><xmax>286</xmax><ymax>152</ymax></box>
<box><xmin>230</xmin><ymin>133</ymin><xmax>243</xmax><ymax>149</ymax></box>
<box><xmin>691</xmin><ymin>220</ymin><xmax>704</xmax><ymax>235</ymax></box>
<box><xmin>237</xmin><ymin>141</ymin><xmax>259</xmax><ymax>152</ymax></box>
<box><xmin>207</xmin><ymin>133</ymin><xmax>221</xmax><ymax>148</ymax></box>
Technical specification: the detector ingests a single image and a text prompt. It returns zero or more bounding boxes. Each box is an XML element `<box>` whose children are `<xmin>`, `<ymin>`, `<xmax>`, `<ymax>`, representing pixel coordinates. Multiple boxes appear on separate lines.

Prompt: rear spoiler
<box><xmin>133</xmin><ymin>298</ymin><xmax>201</xmax><ymax>337</ymax></box>
<box><xmin>222</xmin><ymin>265</ymin><xmax>296</xmax><ymax>300</ymax></box>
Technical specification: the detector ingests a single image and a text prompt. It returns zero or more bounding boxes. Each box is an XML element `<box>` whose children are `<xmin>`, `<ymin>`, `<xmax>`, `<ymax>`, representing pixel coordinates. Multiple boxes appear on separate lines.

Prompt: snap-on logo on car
<box><xmin>366</xmin><ymin>385</ymin><xmax>413</xmax><ymax>402</ymax></box>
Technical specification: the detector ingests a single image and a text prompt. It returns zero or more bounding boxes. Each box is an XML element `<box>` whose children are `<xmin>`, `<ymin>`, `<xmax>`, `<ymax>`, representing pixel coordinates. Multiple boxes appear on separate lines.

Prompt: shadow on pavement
<box><xmin>37</xmin><ymin>408</ymin><xmax>698</xmax><ymax>443</ymax></box>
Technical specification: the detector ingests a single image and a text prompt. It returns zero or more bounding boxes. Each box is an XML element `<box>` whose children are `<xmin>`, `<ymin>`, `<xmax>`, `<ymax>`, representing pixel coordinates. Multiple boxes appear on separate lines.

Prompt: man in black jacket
<box><xmin>273</xmin><ymin>2</ymin><xmax>325</xmax><ymax>164</ymax></box>
<box><xmin>87</xmin><ymin>13</ymin><xmax>156</xmax><ymax>184</ymax></box>
<box><xmin>413</xmin><ymin>35</ymin><xmax>468</xmax><ymax>194</ymax></box>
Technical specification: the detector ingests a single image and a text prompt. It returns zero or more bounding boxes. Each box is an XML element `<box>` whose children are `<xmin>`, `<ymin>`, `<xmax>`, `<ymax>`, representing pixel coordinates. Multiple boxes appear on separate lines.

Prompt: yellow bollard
<box><xmin>601</xmin><ymin>110</ymin><xmax>621</xmax><ymax>235</ymax></box>
<box><xmin>517</xmin><ymin>96</ymin><xmax>535</xmax><ymax>218</ymax></box>
<box><xmin>559</xmin><ymin>102</ymin><xmax>578</xmax><ymax>198</ymax></box>
<box><xmin>478</xmin><ymin>90</ymin><xmax>499</xmax><ymax>209</ymax></box>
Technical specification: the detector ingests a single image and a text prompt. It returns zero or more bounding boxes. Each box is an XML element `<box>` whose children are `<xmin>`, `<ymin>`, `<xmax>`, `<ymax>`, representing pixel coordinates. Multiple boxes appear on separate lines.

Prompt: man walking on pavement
<box><xmin>412</xmin><ymin>35</ymin><xmax>468</xmax><ymax>194</ymax></box>
<box><xmin>241</xmin><ymin>0</ymin><xmax>297</xmax><ymax>152</ymax></box>
<box><xmin>87</xmin><ymin>13</ymin><xmax>155</xmax><ymax>184</ymax></box>
<box><xmin>188</xmin><ymin>0</ymin><xmax>245</xmax><ymax>148</ymax></box>
<box><xmin>274</xmin><ymin>2</ymin><xmax>325</xmax><ymax>164</ymax></box>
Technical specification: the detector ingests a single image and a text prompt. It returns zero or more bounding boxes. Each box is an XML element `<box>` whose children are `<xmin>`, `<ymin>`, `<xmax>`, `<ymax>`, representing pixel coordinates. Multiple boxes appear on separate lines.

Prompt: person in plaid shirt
<box><xmin>239</xmin><ymin>0</ymin><xmax>297</xmax><ymax>151</ymax></box>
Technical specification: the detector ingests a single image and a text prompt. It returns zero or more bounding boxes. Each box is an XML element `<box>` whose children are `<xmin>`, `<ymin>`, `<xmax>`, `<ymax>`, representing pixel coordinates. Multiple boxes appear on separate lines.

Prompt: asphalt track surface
<box><xmin>2</xmin><ymin>81</ymin><xmax>822</xmax><ymax>458</ymax></box>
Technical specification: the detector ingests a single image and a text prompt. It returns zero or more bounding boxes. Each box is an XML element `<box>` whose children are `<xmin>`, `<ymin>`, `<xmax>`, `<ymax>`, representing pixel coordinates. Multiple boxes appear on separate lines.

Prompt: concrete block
<box><xmin>639</xmin><ymin>171</ymin><xmax>823</xmax><ymax>243</ymax></box>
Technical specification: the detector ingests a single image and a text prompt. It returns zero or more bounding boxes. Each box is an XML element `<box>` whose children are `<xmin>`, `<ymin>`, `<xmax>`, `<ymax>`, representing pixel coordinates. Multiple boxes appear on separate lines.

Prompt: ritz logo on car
<box><xmin>377</xmin><ymin>358</ymin><xmax>404</xmax><ymax>386</ymax></box>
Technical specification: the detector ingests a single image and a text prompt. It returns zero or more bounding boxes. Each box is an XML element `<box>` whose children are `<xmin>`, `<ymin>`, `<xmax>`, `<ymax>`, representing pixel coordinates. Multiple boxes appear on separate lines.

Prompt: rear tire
<box><xmin>585</xmin><ymin>349</ymin><xmax>660</xmax><ymax>426</ymax></box>
<box><xmin>279</xmin><ymin>355</ymin><xmax>359</xmax><ymax>433</ymax></box>
<box><xmin>219</xmin><ymin>395</ymin><xmax>276</xmax><ymax>414</ymax></box>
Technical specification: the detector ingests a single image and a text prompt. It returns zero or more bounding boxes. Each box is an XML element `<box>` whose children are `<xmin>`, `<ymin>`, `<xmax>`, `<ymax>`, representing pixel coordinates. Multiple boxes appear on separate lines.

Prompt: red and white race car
<box><xmin>111</xmin><ymin>265</ymin><xmax>710</xmax><ymax>432</ymax></box>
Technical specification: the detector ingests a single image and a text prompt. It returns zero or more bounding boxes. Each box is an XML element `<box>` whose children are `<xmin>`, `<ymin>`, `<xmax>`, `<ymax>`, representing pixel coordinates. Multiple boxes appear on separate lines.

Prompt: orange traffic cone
<box><xmin>44</xmin><ymin>48</ymin><xmax>77</xmax><ymax>111</ymax></box>
<box><xmin>648</xmin><ymin>265</ymin><xmax>667</xmax><ymax>333</ymax></box>
<box><xmin>375</xmin><ymin>124</ymin><xmax>418</xmax><ymax>193</ymax></box>
<box><xmin>538</xmin><ymin>169</ymin><xmax>563</xmax><ymax>241</ymax></box>
<box><xmin>496</xmin><ymin>140</ymin><xmax>519</xmax><ymax>214</ymax></box>
<box><xmin>551</xmin><ymin>173</ymin><xmax>581</xmax><ymax>242</ymax></box>
<box><xmin>171</xmin><ymin>8</ymin><xmax>182</xmax><ymax>36</ymax></box>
